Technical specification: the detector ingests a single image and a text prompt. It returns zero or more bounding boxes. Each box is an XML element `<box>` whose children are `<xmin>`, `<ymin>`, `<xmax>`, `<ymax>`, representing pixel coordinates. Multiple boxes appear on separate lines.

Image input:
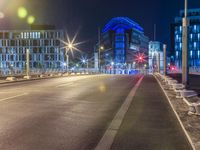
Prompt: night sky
<box><xmin>0</xmin><ymin>0</ymin><xmax>200</xmax><ymax>54</ymax></box>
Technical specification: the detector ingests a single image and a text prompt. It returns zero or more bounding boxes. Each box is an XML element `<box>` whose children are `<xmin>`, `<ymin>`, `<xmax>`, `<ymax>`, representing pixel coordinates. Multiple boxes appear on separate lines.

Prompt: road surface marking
<box><xmin>56</xmin><ymin>82</ymin><xmax>74</xmax><ymax>88</ymax></box>
<box><xmin>154</xmin><ymin>75</ymin><xmax>195</xmax><ymax>150</ymax></box>
<box><xmin>0</xmin><ymin>93</ymin><xmax>28</xmax><ymax>102</ymax></box>
<box><xmin>95</xmin><ymin>76</ymin><xmax>144</xmax><ymax>150</ymax></box>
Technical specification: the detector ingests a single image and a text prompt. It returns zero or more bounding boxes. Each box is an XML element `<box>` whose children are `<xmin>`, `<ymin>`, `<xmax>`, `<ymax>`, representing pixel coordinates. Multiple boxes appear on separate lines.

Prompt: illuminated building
<box><xmin>97</xmin><ymin>17</ymin><xmax>149</xmax><ymax>71</ymax></box>
<box><xmin>149</xmin><ymin>41</ymin><xmax>164</xmax><ymax>71</ymax></box>
<box><xmin>0</xmin><ymin>26</ymin><xmax>66</xmax><ymax>75</ymax></box>
<box><xmin>171</xmin><ymin>8</ymin><xmax>200</xmax><ymax>68</ymax></box>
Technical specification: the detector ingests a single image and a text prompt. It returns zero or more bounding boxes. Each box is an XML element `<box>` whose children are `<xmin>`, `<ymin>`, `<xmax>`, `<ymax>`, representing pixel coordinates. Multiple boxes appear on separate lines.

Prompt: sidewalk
<box><xmin>110</xmin><ymin>75</ymin><xmax>192</xmax><ymax>150</ymax></box>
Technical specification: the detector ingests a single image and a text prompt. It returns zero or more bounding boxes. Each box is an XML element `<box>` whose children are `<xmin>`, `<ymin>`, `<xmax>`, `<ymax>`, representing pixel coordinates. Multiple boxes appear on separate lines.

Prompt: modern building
<box><xmin>148</xmin><ymin>41</ymin><xmax>164</xmax><ymax>72</ymax></box>
<box><xmin>0</xmin><ymin>26</ymin><xmax>66</xmax><ymax>75</ymax></box>
<box><xmin>96</xmin><ymin>17</ymin><xmax>149</xmax><ymax>72</ymax></box>
<box><xmin>171</xmin><ymin>8</ymin><xmax>200</xmax><ymax>69</ymax></box>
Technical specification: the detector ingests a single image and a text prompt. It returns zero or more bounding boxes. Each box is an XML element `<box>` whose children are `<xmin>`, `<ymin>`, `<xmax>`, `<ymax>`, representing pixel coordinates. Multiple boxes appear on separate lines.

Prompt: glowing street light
<box><xmin>100</xmin><ymin>46</ymin><xmax>104</xmax><ymax>50</ymax></box>
<box><xmin>18</xmin><ymin>7</ymin><xmax>28</xmax><ymax>19</ymax></box>
<box><xmin>60</xmin><ymin>32</ymin><xmax>85</xmax><ymax>72</ymax></box>
<box><xmin>81</xmin><ymin>57</ymin><xmax>89</xmax><ymax>72</ymax></box>
<box><xmin>27</xmin><ymin>15</ymin><xmax>35</xmax><ymax>25</ymax></box>
<box><xmin>0</xmin><ymin>12</ymin><xmax>4</xmax><ymax>19</ymax></box>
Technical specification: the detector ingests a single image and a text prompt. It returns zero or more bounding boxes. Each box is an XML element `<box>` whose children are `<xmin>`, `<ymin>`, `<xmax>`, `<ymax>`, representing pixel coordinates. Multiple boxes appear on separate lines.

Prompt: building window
<box><xmin>176</xmin><ymin>51</ymin><xmax>178</xmax><ymax>58</ymax></box>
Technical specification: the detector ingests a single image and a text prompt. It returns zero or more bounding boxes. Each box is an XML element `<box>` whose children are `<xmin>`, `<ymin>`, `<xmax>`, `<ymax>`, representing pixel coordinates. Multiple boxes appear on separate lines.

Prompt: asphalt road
<box><xmin>0</xmin><ymin>75</ymin><xmax>140</xmax><ymax>150</ymax></box>
<box><xmin>0</xmin><ymin>75</ymin><xmax>192</xmax><ymax>150</ymax></box>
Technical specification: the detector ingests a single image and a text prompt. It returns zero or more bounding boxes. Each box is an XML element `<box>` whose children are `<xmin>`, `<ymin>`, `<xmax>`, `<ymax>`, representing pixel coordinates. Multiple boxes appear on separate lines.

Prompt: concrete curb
<box><xmin>154</xmin><ymin>75</ymin><xmax>196</xmax><ymax>150</ymax></box>
<box><xmin>0</xmin><ymin>74</ymin><xmax>100</xmax><ymax>85</ymax></box>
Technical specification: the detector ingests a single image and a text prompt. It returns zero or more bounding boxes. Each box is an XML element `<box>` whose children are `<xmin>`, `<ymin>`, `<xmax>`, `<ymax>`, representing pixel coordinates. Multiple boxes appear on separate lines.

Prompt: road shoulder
<box><xmin>155</xmin><ymin>74</ymin><xmax>200</xmax><ymax>150</ymax></box>
<box><xmin>110</xmin><ymin>75</ymin><xmax>193</xmax><ymax>150</ymax></box>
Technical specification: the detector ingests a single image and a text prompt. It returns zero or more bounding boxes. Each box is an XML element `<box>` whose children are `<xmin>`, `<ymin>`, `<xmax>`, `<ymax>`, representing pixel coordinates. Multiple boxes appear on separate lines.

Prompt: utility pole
<box><xmin>26</xmin><ymin>49</ymin><xmax>30</xmax><ymax>79</ymax></box>
<box><xmin>66</xmin><ymin>52</ymin><xmax>69</xmax><ymax>73</ymax></box>
<box><xmin>163</xmin><ymin>44</ymin><xmax>167</xmax><ymax>76</ymax></box>
<box><xmin>154</xmin><ymin>24</ymin><xmax>157</xmax><ymax>41</ymax></box>
<box><xmin>182</xmin><ymin>0</ymin><xmax>189</xmax><ymax>86</ymax></box>
<box><xmin>157</xmin><ymin>52</ymin><xmax>160</xmax><ymax>73</ymax></box>
<box><xmin>98</xmin><ymin>27</ymin><xmax>101</xmax><ymax>73</ymax></box>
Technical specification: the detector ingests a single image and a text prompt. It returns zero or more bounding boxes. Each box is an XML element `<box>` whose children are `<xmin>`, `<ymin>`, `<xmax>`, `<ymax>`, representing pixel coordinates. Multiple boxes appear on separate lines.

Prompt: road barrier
<box><xmin>155</xmin><ymin>73</ymin><xmax>200</xmax><ymax>116</ymax></box>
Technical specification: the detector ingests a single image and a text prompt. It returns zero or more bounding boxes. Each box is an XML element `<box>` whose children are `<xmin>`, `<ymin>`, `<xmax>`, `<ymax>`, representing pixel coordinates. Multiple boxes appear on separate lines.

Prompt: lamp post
<box><xmin>163</xmin><ymin>44</ymin><xmax>167</xmax><ymax>76</ymax></box>
<box><xmin>98</xmin><ymin>27</ymin><xmax>105</xmax><ymax>73</ymax></box>
<box><xmin>82</xmin><ymin>59</ymin><xmax>89</xmax><ymax>73</ymax></box>
<box><xmin>65</xmin><ymin>50</ymin><xmax>69</xmax><ymax>72</ymax></box>
<box><xmin>157</xmin><ymin>52</ymin><xmax>160</xmax><ymax>73</ymax></box>
<box><xmin>24</xmin><ymin>49</ymin><xmax>31</xmax><ymax>79</ymax></box>
<box><xmin>182</xmin><ymin>0</ymin><xmax>189</xmax><ymax>86</ymax></box>
<box><xmin>26</xmin><ymin>49</ymin><xmax>30</xmax><ymax>76</ymax></box>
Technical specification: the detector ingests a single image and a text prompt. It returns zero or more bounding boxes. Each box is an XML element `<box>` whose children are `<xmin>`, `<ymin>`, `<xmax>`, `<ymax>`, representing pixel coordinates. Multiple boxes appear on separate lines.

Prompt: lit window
<box><xmin>194</xmin><ymin>25</ymin><xmax>197</xmax><ymax>31</ymax></box>
<box><xmin>190</xmin><ymin>51</ymin><xmax>193</xmax><ymax>57</ymax></box>
<box><xmin>179</xmin><ymin>26</ymin><xmax>182</xmax><ymax>32</ymax></box>
<box><xmin>194</xmin><ymin>42</ymin><xmax>197</xmax><ymax>49</ymax></box>
<box><xmin>176</xmin><ymin>51</ymin><xmax>178</xmax><ymax>58</ymax></box>
<box><xmin>33</xmin><ymin>32</ymin><xmax>35</xmax><ymax>38</ymax></box>
<box><xmin>176</xmin><ymin>35</ymin><xmax>179</xmax><ymax>40</ymax></box>
<box><xmin>190</xmin><ymin>34</ymin><xmax>193</xmax><ymax>40</ymax></box>
<box><xmin>38</xmin><ymin>32</ymin><xmax>41</xmax><ymax>38</ymax></box>
<box><xmin>198</xmin><ymin>51</ymin><xmax>200</xmax><ymax>58</ymax></box>
<box><xmin>21</xmin><ymin>32</ymin><xmax>23</xmax><ymax>38</ymax></box>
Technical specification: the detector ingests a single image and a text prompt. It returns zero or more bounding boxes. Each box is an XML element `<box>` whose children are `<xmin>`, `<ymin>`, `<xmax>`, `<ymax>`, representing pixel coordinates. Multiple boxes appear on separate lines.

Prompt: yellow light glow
<box><xmin>100</xmin><ymin>46</ymin><xmax>104</xmax><ymax>50</ymax></box>
<box><xmin>18</xmin><ymin>7</ymin><xmax>28</xmax><ymax>18</ymax></box>
<box><xmin>99</xmin><ymin>84</ymin><xmax>106</xmax><ymax>93</ymax></box>
<box><xmin>68</xmin><ymin>43</ymin><xmax>73</xmax><ymax>49</ymax></box>
<box><xmin>27</xmin><ymin>15</ymin><xmax>35</xmax><ymax>24</ymax></box>
<box><xmin>0</xmin><ymin>12</ymin><xmax>4</xmax><ymax>19</ymax></box>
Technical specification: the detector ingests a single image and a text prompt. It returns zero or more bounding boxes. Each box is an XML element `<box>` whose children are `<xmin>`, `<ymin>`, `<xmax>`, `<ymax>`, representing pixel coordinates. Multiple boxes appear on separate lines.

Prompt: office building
<box><xmin>171</xmin><ymin>8</ymin><xmax>200</xmax><ymax>68</ymax></box>
<box><xmin>97</xmin><ymin>17</ymin><xmax>149</xmax><ymax>71</ymax></box>
<box><xmin>0</xmin><ymin>27</ymin><xmax>66</xmax><ymax>75</ymax></box>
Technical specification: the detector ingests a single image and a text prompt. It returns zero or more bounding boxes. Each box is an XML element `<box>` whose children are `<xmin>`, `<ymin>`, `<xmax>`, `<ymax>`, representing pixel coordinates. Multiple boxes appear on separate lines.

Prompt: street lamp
<box><xmin>163</xmin><ymin>44</ymin><xmax>167</xmax><ymax>76</ymax></box>
<box><xmin>81</xmin><ymin>58</ymin><xmax>89</xmax><ymax>73</ymax></box>
<box><xmin>60</xmin><ymin>32</ymin><xmax>84</xmax><ymax>73</ymax></box>
<box><xmin>182</xmin><ymin>0</ymin><xmax>189</xmax><ymax>87</ymax></box>
<box><xmin>99</xmin><ymin>45</ymin><xmax>104</xmax><ymax>72</ymax></box>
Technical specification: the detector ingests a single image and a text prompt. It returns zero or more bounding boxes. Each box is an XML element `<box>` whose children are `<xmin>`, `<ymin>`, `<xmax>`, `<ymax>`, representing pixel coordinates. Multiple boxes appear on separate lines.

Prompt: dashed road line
<box><xmin>0</xmin><ymin>93</ymin><xmax>28</xmax><ymax>102</ymax></box>
<box><xmin>55</xmin><ymin>82</ymin><xmax>74</xmax><ymax>88</ymax></box>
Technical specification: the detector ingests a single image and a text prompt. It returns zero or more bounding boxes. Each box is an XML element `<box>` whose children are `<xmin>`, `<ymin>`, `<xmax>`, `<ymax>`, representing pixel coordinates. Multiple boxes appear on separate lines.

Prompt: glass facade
<box><xmin>100</xmin><ymin>17</ymin><xmax>149</xmax><ymax>69</ymax></box>
<box><xmin>0</xmin><ymin>30</ymin><xmax>66</xmax><ymax>75</ymax></box>
<box><xmin>173</xmin><ymin>9</ymin><xmax>200</xmax><ymax>68</ymax></box>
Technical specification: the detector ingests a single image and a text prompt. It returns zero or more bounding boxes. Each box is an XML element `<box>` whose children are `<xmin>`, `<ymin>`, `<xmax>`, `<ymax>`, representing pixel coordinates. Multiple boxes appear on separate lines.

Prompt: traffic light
<box><xmin>135</xmin><ymin>53</ymin><xmax>146</xmax><ymax>63</ymax></box>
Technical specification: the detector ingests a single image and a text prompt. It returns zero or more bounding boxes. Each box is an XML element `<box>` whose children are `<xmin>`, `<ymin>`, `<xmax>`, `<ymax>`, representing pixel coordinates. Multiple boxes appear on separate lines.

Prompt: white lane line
<box><xmin>95</xmin><ymin>76</ymin><xmax>144</xmax><ymax>150</ymax></box>
<box><xmin>154</xmin><ymin>75</ymin><xmax>196</xmax><ymax>150</ymax></box>
<box><xmin>56</xmin><ymin>83</ymin><xmax>74</xmax><ymax>88</ymax></box>
<box><xmin>0</xmin><ymin>93</ymin><xmax>28</xmax><ymax>102</ymax></box>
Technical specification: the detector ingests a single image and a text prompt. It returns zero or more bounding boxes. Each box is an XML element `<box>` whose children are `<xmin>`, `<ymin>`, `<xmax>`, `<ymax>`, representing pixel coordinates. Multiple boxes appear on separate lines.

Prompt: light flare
<box><xmin>17</xmin><ymin>7</ymin><xmax>27</xmax><ymax>18</ymax></box>
<box><xmin>60</xmin><ymin>31</ymin><xmax>86</xmax><ymax>57</ymax></box>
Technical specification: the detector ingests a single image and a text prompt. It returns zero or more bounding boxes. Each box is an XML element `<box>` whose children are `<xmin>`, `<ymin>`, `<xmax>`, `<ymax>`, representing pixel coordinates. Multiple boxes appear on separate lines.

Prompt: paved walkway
<box><xmin>110</xmin><ymin>75</ymin><xmax>192</xmax><ymax>150</ymax></box>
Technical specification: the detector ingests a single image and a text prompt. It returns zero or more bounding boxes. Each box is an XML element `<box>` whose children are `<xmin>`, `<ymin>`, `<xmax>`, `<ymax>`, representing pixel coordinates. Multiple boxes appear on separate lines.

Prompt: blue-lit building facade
<box><xmin>99</xmin><ymin>17</ymin><xmax>149</xmax><ymax>71</ymax></box>
<box><xmin>172</xmin><ymin>9</ymin><xmax>200</xmax><ymax>69</ymax></box>
<box><xmin>0</xmin><ymin>28</ymin><xmax>66</xmax><ymax>75</ymax></box>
